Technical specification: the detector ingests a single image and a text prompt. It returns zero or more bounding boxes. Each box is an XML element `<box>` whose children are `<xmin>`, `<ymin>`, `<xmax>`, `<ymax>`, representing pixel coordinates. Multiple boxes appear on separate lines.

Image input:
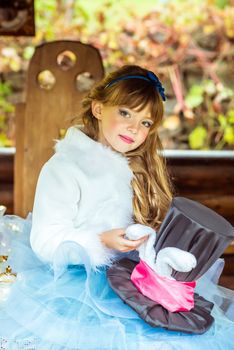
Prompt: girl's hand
<box><xmin>100</xmin><ymin>228</ymin><xmax>148</xmax><ymax>252</ymax></box>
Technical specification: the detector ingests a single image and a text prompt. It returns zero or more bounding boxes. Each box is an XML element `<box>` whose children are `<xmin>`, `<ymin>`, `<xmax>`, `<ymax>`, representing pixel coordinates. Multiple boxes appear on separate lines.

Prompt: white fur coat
<box><xmin>30</xmin><ymin>126</ymin><xmax>134</xmax><ymax>269</ymax></box>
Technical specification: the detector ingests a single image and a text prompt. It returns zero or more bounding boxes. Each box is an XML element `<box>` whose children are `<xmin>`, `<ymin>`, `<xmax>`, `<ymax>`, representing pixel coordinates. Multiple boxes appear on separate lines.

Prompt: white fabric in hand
<box><xmin>125</xmin><ymin>224</ymin><xmax>156</xmax><ymax>268</ymax></box>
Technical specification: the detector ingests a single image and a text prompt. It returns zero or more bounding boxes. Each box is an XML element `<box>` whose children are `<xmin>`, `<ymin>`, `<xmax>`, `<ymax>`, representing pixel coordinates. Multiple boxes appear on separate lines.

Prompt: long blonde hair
<box><xmin>80</xmin><ymin>65</ymin><xmax>173</xmax><ymax>230</ymax></box>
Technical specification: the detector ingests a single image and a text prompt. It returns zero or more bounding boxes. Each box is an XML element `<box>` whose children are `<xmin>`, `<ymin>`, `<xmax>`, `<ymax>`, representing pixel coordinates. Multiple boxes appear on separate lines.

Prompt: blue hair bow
<box><xmin>147</xmin><ymin>71</ymin><xmax>166</xmax><ymax>101</ymax></box>
<box><xmin>105</xmin><ymin>70</ymin><xmax>166</xmax><ymax>101</ymax></box>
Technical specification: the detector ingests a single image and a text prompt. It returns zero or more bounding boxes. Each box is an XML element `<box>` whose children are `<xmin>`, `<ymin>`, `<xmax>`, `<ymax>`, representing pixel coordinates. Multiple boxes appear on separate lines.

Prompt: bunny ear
<box><xmin>154</xmin><ymin>197</ymin><xmax>234</xmax><ymax>281</ymax></box>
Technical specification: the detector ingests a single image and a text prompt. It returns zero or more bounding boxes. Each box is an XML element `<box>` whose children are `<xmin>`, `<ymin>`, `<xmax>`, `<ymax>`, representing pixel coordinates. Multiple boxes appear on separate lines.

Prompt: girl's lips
<box><xmin>119</xmin><ymin>135</ymin><xmax>134</xmax><ymax>144</ymax></box>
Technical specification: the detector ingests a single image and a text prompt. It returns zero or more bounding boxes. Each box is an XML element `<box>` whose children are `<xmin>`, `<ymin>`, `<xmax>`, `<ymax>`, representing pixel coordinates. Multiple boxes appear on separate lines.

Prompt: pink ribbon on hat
<box><xmin>131</xmin><ymin>259</ymin><xmax>196</xmax><ymax>312</ymax></box>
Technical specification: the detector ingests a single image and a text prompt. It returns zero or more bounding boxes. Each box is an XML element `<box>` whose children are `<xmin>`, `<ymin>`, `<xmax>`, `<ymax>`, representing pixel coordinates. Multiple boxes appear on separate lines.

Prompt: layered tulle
<box><xmin>0</xmin><ymin>215</ymin><xmax>234</xmax><ymax>350</ymax></box>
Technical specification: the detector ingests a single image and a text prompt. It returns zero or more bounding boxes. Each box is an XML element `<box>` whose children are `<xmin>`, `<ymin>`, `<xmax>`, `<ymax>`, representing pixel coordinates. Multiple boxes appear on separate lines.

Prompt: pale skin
<box><xmin>91</xmin><ymin>101</ymin><xmax>154</xmax><ymax>252</ymax></box>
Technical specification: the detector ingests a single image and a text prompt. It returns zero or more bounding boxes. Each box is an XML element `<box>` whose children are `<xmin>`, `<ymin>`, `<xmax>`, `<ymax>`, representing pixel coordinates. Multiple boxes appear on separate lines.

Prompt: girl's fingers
<box><xmin>121</xmin><ymin>235</ymin><xmax>148</xmax><ymax>248</ymax></box>
<box><xmin>121</xmin><ymin>239</ymin><xmax>138</xmax><ymax>248</ymax></box>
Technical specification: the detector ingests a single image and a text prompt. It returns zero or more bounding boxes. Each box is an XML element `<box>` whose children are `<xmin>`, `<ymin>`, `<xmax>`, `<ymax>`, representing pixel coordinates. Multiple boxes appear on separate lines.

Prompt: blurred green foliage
<box><xmin>186</xmin><ymin>80</ymin><xmax>234</xmax><ymax>149</ymax></box>
<box><xmin>0</xmin><ymin>0</ymin><xmax>233</xmax><ymax>149</ymax></box>
<box><xmin>0</xmin><ymin>82</ymin><xmax>14</xmax><ymax>147</ymax></box>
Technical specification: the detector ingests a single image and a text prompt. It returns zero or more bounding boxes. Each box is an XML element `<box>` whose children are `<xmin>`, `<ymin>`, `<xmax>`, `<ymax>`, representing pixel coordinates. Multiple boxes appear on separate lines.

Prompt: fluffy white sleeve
<box><xmin>30</xmin><ymin>155</ymin><xmax>113</xmax><ymax>270</ymax></box>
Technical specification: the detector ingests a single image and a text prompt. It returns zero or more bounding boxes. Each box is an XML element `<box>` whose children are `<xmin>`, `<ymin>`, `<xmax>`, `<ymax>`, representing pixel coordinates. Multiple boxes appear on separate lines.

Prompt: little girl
<box><xmin>0</xmin><ymin>65</ymin><xmax>233</xmax><ymax>350</ymax></box>
<box><xmin>30</xmin><ymin>64</ymin><xmax>172</xmax><ymax>270</ymax></box>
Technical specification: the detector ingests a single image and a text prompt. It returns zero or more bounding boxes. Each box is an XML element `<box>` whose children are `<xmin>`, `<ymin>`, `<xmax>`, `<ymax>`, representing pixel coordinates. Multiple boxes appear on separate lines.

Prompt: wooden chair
<box><xmin>14</xmin><ymin>40</ymin><xmax>104</xmax><ymax>217</ymax></box>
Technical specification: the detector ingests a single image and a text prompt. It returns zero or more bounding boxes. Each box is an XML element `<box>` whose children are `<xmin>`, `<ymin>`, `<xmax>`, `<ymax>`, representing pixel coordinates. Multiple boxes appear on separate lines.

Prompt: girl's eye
<box><xmin>142</xmin><ymin>121</ymin><xmax>153</xmax><ymax>128</ymax></box>
<box><xmin>119</xmin><ymin>109</ymin><xmax>130</xmax><ymax>118</ymax></box>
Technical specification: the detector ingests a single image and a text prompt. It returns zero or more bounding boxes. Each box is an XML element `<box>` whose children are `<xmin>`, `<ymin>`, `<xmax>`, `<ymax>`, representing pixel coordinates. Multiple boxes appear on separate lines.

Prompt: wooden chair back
<box><xmin>14</xmin><ymin>40</ymin><xmax>104</xmax><ymax>217</ymax></box>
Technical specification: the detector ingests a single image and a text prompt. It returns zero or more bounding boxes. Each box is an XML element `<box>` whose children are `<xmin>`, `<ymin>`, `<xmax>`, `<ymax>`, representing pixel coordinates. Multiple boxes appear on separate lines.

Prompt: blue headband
<box><xmin>104</xmin><ymin>70</ymin><xmax>166</xmax><ymax>101</ymax></box>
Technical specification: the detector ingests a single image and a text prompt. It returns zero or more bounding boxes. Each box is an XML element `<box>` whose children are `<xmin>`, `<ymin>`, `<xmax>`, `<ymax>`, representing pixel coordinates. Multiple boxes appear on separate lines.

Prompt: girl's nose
<box><xmin>127</xmin><ymin>122</ymin><xmax>139</xmax><ymax>134</ymax></box>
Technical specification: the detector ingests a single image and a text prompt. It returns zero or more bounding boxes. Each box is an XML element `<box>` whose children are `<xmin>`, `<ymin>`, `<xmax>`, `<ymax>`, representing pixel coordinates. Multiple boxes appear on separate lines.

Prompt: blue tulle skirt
<box><xmin>0</xmin><ymin>215</ymin><xmax>234</xmax><ymax>350</ymax></box>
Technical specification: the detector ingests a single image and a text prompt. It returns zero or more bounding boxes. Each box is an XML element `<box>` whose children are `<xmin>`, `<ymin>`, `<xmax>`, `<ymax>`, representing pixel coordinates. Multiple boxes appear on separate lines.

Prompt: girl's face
<box><xmin>92</xmin><ymin>101</ymin><xmax>153</xmax><ymax>153</ymax></box>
